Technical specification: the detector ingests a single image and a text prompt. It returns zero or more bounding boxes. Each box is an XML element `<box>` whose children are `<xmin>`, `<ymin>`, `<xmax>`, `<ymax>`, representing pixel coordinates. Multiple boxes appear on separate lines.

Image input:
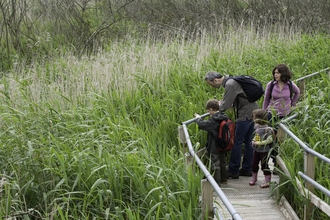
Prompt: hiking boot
<box><xmin>226</xmin><ymin>171</ymin><xmax>239</xmax><ymax>179</ymax></box>
<box><xmin>221</xmin><ymin>168</ymin><xmax>227</xmax><ymax>183</ymax></box>
<box><xmin>214</xmin><ymin>169</ymin><xmax>222</xmax><ymax>186</ymax></box>
<box><xmin>239</xmin><ymin>169</ymin><xmax>252</xmax><ymax>177</ymax></box>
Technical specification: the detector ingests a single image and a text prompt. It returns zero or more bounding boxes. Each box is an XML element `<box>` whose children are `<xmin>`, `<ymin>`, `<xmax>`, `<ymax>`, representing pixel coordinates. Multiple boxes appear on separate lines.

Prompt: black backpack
<box><xmin>227</xmin><ymin>75</ymin><xmax>265</xmax><ymax>102</ymax></box>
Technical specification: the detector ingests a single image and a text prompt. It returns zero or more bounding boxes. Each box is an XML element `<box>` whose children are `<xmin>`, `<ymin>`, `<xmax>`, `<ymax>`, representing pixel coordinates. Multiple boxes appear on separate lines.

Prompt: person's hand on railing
<box><xmin>194</xmin><ymin>113</ymin><xmax>201</xmax><ymax>118</ymax></box>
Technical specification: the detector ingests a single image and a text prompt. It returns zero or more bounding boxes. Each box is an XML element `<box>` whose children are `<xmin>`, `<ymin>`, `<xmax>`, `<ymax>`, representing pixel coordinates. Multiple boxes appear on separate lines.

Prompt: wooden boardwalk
<box><xmin>213</xmin><ymin>161</ymin><xmax>299</xmax><ymax>220</ymax></box>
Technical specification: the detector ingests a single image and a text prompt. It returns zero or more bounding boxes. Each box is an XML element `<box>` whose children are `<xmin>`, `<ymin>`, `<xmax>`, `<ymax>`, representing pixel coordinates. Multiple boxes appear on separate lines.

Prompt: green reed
<box><xmin>0</xmin><ymin>27</ymin><xmax>330</xmax><ymax>219</ymax></box>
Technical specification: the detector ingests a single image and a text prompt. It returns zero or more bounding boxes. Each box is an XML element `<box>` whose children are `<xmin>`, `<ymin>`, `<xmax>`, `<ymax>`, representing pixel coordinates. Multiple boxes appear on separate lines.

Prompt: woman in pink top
<box><xmin>263</xmin><ymin>64</ymin><xmax>300</xmax><ymax>171</ymax></box>
<box><xmin>263</xmin><ymin>64</ymin><xmax>300</xmax><ymax>119</ymax></box>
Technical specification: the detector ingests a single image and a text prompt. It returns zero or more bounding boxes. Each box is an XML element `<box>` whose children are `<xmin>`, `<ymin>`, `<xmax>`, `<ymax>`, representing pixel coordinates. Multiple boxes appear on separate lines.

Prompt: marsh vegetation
<box><xmin>0</xmin><ymin>0</ymin><xmax>330</xmax><ymax>219</ymax></box>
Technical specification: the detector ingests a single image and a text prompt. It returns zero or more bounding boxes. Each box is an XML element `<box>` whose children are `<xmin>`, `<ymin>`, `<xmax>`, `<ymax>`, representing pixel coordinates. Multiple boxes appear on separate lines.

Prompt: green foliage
<box><xmin>278</xmin><ymin>72</ymin><xmax>330</xmax><ymax>219</ymax></box>
<box><xmin>0</xmin><ymin>29</ymin><xmax>329</xmax><ymax>219</ymax></box>
<box><xmin>0</xmin><ymin>40</ymin><xmax>14</xmax><ymax>73</ymax></box>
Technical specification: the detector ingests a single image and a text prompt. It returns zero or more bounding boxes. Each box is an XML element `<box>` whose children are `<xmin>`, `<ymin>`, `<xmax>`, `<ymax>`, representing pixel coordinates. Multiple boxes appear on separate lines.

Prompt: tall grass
<box><xmin>0</xmin><ymin>26</ymin><xmax>330</xmax><ymax>219</ymax></box>
<box><xmin>277</xmin><ymin>72</ymin><xmax>330</xmax><ymax>220</ymax></box>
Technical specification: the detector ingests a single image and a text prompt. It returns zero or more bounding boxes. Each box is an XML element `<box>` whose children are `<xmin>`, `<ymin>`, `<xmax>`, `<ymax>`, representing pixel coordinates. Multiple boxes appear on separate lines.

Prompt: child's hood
<box><xmin>212</xmin><ymin>111</ymin><xmax>229</xmax><ymax>121</ymax></box>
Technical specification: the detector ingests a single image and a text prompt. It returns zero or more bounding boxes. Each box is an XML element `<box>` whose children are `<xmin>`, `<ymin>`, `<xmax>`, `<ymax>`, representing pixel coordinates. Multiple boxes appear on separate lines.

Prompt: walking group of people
<box><xmin>194</xmin><ymin>64</ymin><xmax>300</xmax><ymax>188</ymax></box>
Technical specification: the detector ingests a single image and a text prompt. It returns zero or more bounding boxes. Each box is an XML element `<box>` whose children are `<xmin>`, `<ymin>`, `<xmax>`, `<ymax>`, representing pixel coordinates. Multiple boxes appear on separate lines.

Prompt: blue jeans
<box><xmin>228</xmin><ymin>118</ymin><xmax>254</xmax><ymax>174</ymax></box>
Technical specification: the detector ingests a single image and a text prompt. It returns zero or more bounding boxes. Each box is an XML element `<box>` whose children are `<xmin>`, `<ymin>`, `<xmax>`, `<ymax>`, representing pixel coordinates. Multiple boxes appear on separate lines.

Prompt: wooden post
<box><xmin>178</xmin><ymin>126</ymin><xmax>187</xmax><ymax>154</ymax></box>
<box><xmin>201</xmin><ymin>179</ymin><xmax>213</xmax><ymax>219</ymax></box>
<box><xmin>185</xmin><ymin>148</ymin><xmax>207</xmax><ymax>165</ymax></box>
<box><xmin>304</xmin><ymin>152</ymin><xmax>315</xmax><ymax>220</ymax></box>
<box><xmin>185</xmin><ymin>147</ymin><xmax>207</xmax><ymax>173</ymax></box>
<box><xmin>276</xmin><ymin>127</ymin><xmax>287</xmax><ymax>143</ymax></box>
<box><xmin>185</xmin><ymin>152</ymin><xmax>196</xmax><ymax>173</ymax></box>
<box><xmin>298</xmin><ymin>80</ymin><xmax>305</xmax><ymax>101</ymax></box>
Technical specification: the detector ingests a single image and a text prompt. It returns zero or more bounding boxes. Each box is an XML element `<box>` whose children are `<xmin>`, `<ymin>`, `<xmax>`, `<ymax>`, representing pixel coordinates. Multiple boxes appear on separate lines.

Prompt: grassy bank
<box><xmin>0</xmin><ymin>27</ymin><xmax>329</xmax><ymax>219</ymax></box>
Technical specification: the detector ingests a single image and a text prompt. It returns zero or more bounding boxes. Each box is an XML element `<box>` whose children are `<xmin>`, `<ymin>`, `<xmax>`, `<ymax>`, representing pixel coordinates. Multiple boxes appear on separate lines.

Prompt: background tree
<box><xmin>1</xmin><ymin>0</ymin><xmax>330</xmax><ymax>72</ymax></box>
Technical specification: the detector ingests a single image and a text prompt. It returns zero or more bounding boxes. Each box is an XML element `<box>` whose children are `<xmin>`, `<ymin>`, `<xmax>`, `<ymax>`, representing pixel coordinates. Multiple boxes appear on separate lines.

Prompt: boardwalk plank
<box><xmin>213</xmin><ymin>162</ymin><xmax>295</xmax><ymax>220</ymax></box>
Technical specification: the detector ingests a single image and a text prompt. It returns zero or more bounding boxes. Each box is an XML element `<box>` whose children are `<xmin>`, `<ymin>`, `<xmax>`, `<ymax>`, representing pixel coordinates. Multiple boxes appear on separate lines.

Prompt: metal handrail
<box><xmin>298</xmin><ymin>172</ymin><xmax>330</xmax><ymax>197</ymax></box>
<box><xmin>278</xmin><ymin>123</ymin><xmax>330</xmax><ymax>164</ymax></box>
<box><xmin>182</xmin><ymin>115</ymin><xmax>242</xmax><ymax>220</ymax></box>
<box><xmin>295</xmin><ymin>67</ymin><xmax>330</xmax><ymax>82</ymax></box>
<box><xmin>182</xmin><ymin>67</ymin><xmax>330</xmax><ymax>219</ymax></box>
<box><xmin>277</xmin><ymin>67</ymin><xmax>330</xmax><ymax>219</ymax></box>
<box><xmin>279</xmin><ymin>122</ymin><xmax>330</xmax><ymax>190</ymax></box>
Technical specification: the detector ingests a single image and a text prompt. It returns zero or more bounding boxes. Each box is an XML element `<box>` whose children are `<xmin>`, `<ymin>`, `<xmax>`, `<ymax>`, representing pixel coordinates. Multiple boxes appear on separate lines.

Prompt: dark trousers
<box><xmin>210</xmin><ymin>151</ymin><xmax>227</xmax><ymax>182</ymax></box>
<box><xmin>228</xmin><ymin>118</ymin><xmax>254</xmax><ymax>174</ymax></box>
<box><xmin>251</xmin><ymin>151</ymin><xmax>271</xmax><ymax>176</ymax></box>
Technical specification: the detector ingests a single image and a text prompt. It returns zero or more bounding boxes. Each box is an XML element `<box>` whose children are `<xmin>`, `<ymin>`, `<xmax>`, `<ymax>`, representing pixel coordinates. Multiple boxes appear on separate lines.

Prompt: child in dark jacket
<box><xmin>194</xmin><ymin>99</ymin><xmax>229</xmax><ymax>186</ymax></box>
<box><xmin>249</xmin><ymin>109</ymin><xmax>274</xmax><ymax>188</ymax></box>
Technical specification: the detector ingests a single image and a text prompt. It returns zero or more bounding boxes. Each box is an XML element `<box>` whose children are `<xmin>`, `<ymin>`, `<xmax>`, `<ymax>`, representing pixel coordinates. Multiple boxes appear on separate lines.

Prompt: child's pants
<box><xmin>251</xmin><ymin>151</ymin><xmax>271</xmax><ymax>176</ymax></box>
<box><xmin>210</xmin><ymin>151</ymin><xmax>227</xmax><ymax>183</ymax></box>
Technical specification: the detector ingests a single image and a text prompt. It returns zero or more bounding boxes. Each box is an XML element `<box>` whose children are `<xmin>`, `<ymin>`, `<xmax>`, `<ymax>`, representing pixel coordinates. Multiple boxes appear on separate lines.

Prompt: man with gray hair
<box><xmin>204</xmin><ymin>71</ymin><xmax>259</xmax><ymax>179</ymax></box>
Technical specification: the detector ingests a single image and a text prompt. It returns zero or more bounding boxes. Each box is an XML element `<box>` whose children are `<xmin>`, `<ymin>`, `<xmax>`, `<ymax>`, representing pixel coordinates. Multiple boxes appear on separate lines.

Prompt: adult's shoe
<box><xmin>227</xmin><ymin>171</ymin><xmax>239</xmax><ymax>179</ymax></box>
<box><xmin>239</xmin><ymin>169</ymin><xmax>252</xmax><ymax>177</ymax></box>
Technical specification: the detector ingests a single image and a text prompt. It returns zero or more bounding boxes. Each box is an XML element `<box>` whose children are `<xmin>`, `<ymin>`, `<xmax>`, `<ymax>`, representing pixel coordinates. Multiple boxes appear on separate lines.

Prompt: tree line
<box><xmin>0</xmin><ymin>0</ymin><xmax>329</xmax><ymax>72</ymax></box>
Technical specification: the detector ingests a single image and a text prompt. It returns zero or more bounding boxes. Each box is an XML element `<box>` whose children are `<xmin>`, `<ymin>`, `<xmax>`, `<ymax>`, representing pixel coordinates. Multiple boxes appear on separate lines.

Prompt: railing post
<box><xmin>179</xmin><ymin>125</ymin><xmax>196</xmax><ymax>171</ymax></box>
<box><xmin>298</xmin><ymin>79</ymin><xmax>305</xmax><ymax>101</ymax></box>
<box><xmin>178</xmin><ymin>126</ymin><xmax>187</xmax><ymax>154</ymax></box>
<box><xmin>201</xmin><ymin>179</ymin><xmax>213</xmax><ymax>219</ymax></box>
<box><xmin>276</xmin><ymin>127</ymin><xmax>287</xmax><ymax>143</ymax></box>
<box><xmin>304</xmin><ymin>152</ymin><xmax>315</xmax><ymax>220</ymax></box>
<box><xmin>185</xmin><ymin>148</ymin><xmax>207</xmax><ymax>174</ymax></box>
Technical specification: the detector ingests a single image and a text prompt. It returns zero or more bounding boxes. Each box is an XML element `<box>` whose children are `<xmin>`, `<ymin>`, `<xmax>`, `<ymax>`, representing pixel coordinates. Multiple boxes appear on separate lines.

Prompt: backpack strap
<box><xmin>288</xmin><ymin>80</ymin><xmax>293</xmax><ymax>99</ymax></box>
<box><xmin>268</xmin><ymin>80</ymin><xmax>275</xmax><ymax>100</ymax></box>
<box><xmin>223</xmin><ymin>76</ymin><xmax>231</xmax><ymax>87</ymax></box>
<box><xmin>223</xmin><ymin>76</ymin><xmax>239</xmax><ymax>119</ymax></box>
<box><xmin>269</xmin><ymin>80</ymin><xmax>293</xmax><ymax>100</ymax></box>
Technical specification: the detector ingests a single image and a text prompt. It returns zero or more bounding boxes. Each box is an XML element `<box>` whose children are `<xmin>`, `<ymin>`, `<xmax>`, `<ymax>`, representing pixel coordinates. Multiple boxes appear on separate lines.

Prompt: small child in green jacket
<box><xmin>194</xmin><ymin>99</ymin><xmax>229</xmax><ymax>186</ymax></box>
